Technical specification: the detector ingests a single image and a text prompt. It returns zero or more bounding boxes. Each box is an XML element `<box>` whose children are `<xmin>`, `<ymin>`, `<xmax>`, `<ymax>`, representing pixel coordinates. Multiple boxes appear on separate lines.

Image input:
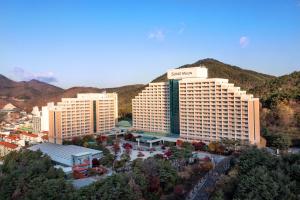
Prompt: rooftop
<box><xmin>28</xmin><ymin>143</ymin><xmax>102</xmax><ymax>167</ymax></box>
<box><xmin>0</xmin><ymin>141</ymin><xmax>18</xmax><ymax>149</ymax></box>
<box><xmin>5</xmin><ymin>135</ymin><xmax>20</xmax><ymax>141</ymax></box>
<box><xmin>117</xmin><ymin>120</ymin><xmax>132</xmax><ymax>128</ymax></box>
<box><xmin>20</xmin><ymin>132</ymin><xmax>38</xmax><ymax>138</ymax></box>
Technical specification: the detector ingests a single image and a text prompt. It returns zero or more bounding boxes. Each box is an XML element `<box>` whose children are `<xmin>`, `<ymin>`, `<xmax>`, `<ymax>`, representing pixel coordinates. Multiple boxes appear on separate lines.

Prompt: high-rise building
<box><xmin>49</xmin><ymin>93</ymin><xmax>118</xmax><ymax>144</ymax></box>
<box><xmin>31</xmin><ymin>102</ymin><xmax>55</xmax><ymax>133</ymax></box>
<box><xmin>132</xmin><ymin>82</ymin><xmax>170</xmax><ymax>133</ymax></box>
<box><xmin>32</xmin><ymin>112</ymin><xmax>41</xmax><ymax>133</ymax></box>
<box><xmin>132</xmin><ymin>67</ymin><xmax>260</xmax><ymax>145</ymax></box>
<box><xmin>41</xmin><ymin>102</ymin><xmax>55</xmax><ymax>131</ymax></box>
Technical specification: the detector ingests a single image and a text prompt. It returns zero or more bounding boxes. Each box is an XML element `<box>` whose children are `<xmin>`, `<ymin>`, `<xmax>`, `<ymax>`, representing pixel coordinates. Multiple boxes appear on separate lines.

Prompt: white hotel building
<box><xmin>132</xmin><ymin>67</ymin><xmax>260</xmax><ymax>145</ymax></box>
<box><xmin>48</xmin><ymin>93</ymin><xmax>118</xmax><ymax>144</ymax></box>
<box><xmin>32</xmin><ymin>102</ymin><xmax>55</xmax><ymax>133</ymax></box>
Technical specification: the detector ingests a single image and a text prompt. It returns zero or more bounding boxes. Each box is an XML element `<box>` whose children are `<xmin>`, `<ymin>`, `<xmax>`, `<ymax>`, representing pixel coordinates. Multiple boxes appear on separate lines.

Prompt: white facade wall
<box><xmin>132</xmin><ymin>82</ymin><xmax>170</xmax><ymax>133</ymax></box>
<box><xmin>49</xmin><ymin>93</ymin><xmax>118</xmax><ymax>144</ymax></box>
<box><xmin>41</xmin><ymin>102</ymin><xmax>55</xmax><ymax>132</ymax></box>
<box><xmin>178</xmin><ymin>78</ymin><xmax>257</xmax><ymax>143</ymax></box>
<box><xmin>132</xmin><ymin>67</ymin><xmax>260</xmax><ymax>145</ymax></box>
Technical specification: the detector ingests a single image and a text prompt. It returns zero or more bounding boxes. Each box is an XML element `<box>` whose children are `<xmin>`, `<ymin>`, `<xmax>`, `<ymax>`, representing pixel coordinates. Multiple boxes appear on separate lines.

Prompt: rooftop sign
<box><xmin>167</xmin><ymin>66</ymin><xmax>208</xmax><ymax>80</ymax></box>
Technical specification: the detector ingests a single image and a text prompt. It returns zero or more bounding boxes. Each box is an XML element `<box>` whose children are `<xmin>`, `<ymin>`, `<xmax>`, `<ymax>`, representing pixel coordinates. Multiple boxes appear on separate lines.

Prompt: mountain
<box><xmin>0</xmin><ymin>77</ymin><xmax>63</xmax><ymax>99</ymax></box>
<box><xmin>250</xmin><ymin>71</ymin><xmax>300</xmax><ymax>144</ymax></box>
<box><xmin>0</xmin><ymin>75</ymin><xmax>64</xmax><ymax>111</ymax></box>
<box><xmin>0</xmin><ymin>76</ymin><xmax>144</xmax><ymax>116</ymax></box>
<box><xmin>250</xmin><ymin>71</ymin><xmax>300</xmax><ymax>106</ymax></box>
<box><xmin>0</xmin><ymin>74</ymin><xmax>145</xmax><ymax>117</ymax></box>
<box><xmin>0</xmin><ymin>59</ymin><xmax>275</xmax><ymax>114</ymax></box>
<box><xmin>0</xmin><ymin>58</ymin><xmax>299</xmax><ymax>143</ymax></box>
<box><xmin>152</xmin><ymin>58</ymin><xmax>273</xmax><ymax>90</ymax></box>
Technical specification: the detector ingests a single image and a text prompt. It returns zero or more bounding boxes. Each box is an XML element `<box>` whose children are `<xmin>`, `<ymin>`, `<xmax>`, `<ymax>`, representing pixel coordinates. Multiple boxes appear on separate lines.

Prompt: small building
<box><xmin>28</xmin><ymin>143</ymin><xmax>103</xmax><ymax>172</ymax></box>
<box><xmin>0</xmin><ymin>141</ymin><xmax>19</xmax><ymax>157</ymax></box>
<box><xmin>1</xmin><ymin>103</ymin><xmax>18</xmax><ymax>112</ymax></box>
<box><xmin>3</xmin><ymin>135</ymin><xmax>20</xmax><ymax>144</ymax></box>
<box><xmin>19</xmin><ymin>132</ymin><xmax>41</xmax><ymax>144</ymax></box>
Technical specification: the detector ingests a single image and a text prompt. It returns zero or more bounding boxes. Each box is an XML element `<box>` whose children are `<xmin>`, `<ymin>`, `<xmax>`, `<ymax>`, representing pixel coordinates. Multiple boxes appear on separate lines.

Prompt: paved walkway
<box><xmin>186</xmin><ymin>156</ymin><xmax>232</xmax><ymax>200</ymax></box>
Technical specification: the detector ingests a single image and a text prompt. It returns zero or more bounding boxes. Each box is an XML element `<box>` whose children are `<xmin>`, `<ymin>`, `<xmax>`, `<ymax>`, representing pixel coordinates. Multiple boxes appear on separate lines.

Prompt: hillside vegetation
<box><xmin>152</xmin><ymin>58</ymin><xmax>273</xmax><ymax>90</ymax></box>
<box><xmin>250</xmin><ymin>71</ymin><xmax>300</xmax><ymax>145</ymax></box>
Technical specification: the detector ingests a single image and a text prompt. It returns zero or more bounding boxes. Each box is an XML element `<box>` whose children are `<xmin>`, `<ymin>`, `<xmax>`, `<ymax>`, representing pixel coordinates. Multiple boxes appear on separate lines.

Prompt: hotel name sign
<box><xmin>167</xmin><ymin>67</ymin><xmax>208</xmax><ymax>80</ymax></box>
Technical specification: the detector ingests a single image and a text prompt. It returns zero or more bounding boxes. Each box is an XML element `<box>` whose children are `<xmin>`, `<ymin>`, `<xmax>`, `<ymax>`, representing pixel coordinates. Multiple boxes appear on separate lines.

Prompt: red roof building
<box><xmin>20</xmin><ymin>132</ymin><xmax>38</xmax><ymax>138</ymax></box>
<box><xmin>4</xmin><ymin>135</ymin><xmax>20</xmax><ymax>141</ymax></box>
<box><xmin>0</xmin><ymin>141</ymin><xmax>18</xmax><ymax>149</ymax></box>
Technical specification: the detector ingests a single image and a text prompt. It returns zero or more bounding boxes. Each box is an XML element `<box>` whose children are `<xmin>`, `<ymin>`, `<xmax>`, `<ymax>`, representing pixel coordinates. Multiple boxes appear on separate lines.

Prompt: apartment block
<box><xmin>49</xmin><ymin>93</ymin><xmax>118</xmax><ymax>144</ymax></box>
<box><xmin>132</xmin><ymin>67</ymin><xmax>260</xmax><ymax>145</ymax></box>
<box><xmin>32</xmin><ymin>102</ymin><xmax>55</xmax><ymax>133</ymax></box>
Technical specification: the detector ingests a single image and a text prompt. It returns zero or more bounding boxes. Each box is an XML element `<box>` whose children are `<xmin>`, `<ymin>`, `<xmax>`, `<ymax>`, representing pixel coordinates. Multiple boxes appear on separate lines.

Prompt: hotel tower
<box><xmin>132</xmin><ymin>67</ymin><xmax>260</xmax><ymax>145</ymax></box>
<box><xmin>49</xmin><ymin>93</ymin><xmax>118</xmax><ymax>144</ymax></box>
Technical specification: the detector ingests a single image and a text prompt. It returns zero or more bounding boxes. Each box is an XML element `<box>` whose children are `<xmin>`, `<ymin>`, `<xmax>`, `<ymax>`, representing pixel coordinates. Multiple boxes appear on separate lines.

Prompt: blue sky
<box><xmin>0</xmin><ymin>0</ymin><xmax>299</xmax><ymax>88</ymax></box>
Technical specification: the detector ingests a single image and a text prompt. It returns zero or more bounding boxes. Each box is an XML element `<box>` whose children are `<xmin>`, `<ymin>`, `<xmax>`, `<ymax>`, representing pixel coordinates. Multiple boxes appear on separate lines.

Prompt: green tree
<box><xmin>263</xmin><ymin>129</ymin><xmax>291</xmax><ymax>150</ymax></box>
<box><xmin>158</xmin><ymin>159</ymin><xmax>178</xmax><ymax>192</ymax></box>
<box><xmin>270</xmin><ymin>133</ymin><xmax>291</xmax><ymax>150</ymax></box>
<box><xmin>77</xmin><ymin>174</ymin><xmax>141</xmax><ymax>200</ymax></box>
<box><xmin>0</xmin><ymin>150</ymin><xmax>74</xmax><ymax>200</ymax></box>
<box><xmin>238</xmin><ymin>148</ymin><xmax>276</xmax><ymax>174</ymax></box>
<box><xmin>234</xmin><ymin>167</ymin><xmax>279</xmax><ymax>200</ymax></box>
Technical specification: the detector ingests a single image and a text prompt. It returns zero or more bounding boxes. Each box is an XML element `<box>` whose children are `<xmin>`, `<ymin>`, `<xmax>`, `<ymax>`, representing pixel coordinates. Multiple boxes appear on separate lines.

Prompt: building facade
<box><xmin>31</xmin><ymin>102</ymin><xmax>55</xmax><ymax>133</ymax></box>
<box><xmin>49</xmin><ymin>93</ymin><xmax>118</xmax><ymax>144</ymax></box>
<box><xmin>178</xmin><ymin>78</ymin><xmax>260</xmax><ymax>144</ymax></box>
<box><xmin>132</xmin><ymin>67</ymin><xmax>260</xmax><ymax>145</ymax></box>
<box><xmin>32</xmin><ymin>106</ymin><xmax>41</xmax><ymax>133</ymax></box>
<box><xmin>132</xmin><ymin>82</ymin><xmax>170</xmax><ymax>133</ymax></box>
<box><xmin>0</xmin><ymin>141</ymin><xmax>19</xmax><ymax>158</ymax></box>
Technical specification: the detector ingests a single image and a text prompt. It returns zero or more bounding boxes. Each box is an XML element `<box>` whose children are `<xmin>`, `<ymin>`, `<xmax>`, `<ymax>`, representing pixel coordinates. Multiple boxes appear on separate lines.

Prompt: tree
<box><xmin>181</xmin><ymin>141</ymin><xmax>195</xmax><ymax>152</ymax></box>
<box><xmin>124</xmin><ymin>133</ymin><xmax>134</xmax><ymax>141</ymax></box>
<box><xmin>234</xmin><ymin>167</ymin><xmax>279</xmax><ymax>200</ymax></box>
<box><xmin>212</xmin><ymin>148</ymin><xmax>300</xmax><ymax>200</ymax></box>
<box><xmin>120</xmin><ymin>153</ymin><xmax>131</xmax><ymax>163</ymax></box>
<box><xmin>82</xmin><ymin>135</ymin><xmax>95</xmax><ymax>143</ymax></box>
<box><xmin>0</xmin><ymin>150</ymin><xmax>74</xmax><ymax>200</ymax></box>
<box><xmin>100</xmin><ymin>152</ymin><xmax>114</xmax><ymax>167</ymax></box>
<box><xmin>78</xmin><ymin>174</ymin><xmax>141</xmax><ymax>200</ymax></box>
<box><xmin>270</xmin><ymin>133</ymin><xmax>291</xmax><ymax>150</ymax></box>
<box><xmin>176</xmin><ymin>139</ymin><xmax>183</xmax><ymax>147</ymax></box>
<box><xmin>275</xmin><ymin>101</ymin><xmax>294</xmax><ymax>126</ymax></box>
<box><xmin>25</xmin><ymin>178</ymin><xmax>75</xmax><ymax>200</ymax></box>
<box><xmin>113</xmin><ymin>142</ymin><xmax>121</xmax><ymax>155</ymax></box>
<box><xmin>238</xmin><ymin>148</ymin><xmax>276</xmax><ymax>174</ymax></box>
<box><xmin>158</xmin><ymin>159</ymin><xmax>178</xmax><ymax>192</ymax></box>
<box><xmin>193</xmin><ymin>141</ymin><xmax>206</xmax><ymax>151</ymax></box>
<box><xmin>200</xmin><ymin>161</ymin><xmax>214</xmax><ymax>172</ymax></box>
<box><xmin>96</xmin><ymin>135</ymin><xmax>107</xmax><ymax>145</ymax></box>
<box><xmin>174</xmin><ymin>184</ymin><xmax>185</xmax><ymax>197</ymax></box>
<box><xmin>263</xmin><ymin>130</ymin><xmax>291</xmax><ymax>150</ymax></box>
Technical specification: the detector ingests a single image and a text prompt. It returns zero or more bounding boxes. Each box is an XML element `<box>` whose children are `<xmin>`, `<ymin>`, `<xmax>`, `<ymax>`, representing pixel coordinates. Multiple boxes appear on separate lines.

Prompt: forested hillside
<box><xmin>251</xmin><ymin>71</ymin><xmax>300</xmax><ymax>145</ymax></box>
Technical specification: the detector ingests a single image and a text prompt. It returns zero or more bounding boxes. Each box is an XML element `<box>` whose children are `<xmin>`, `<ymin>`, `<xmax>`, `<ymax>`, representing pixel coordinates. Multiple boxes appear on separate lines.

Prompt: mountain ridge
<box><xmin>0</xmin><ymin>58</ymin><xmax>290</xmax><ymax>115</ymax></box>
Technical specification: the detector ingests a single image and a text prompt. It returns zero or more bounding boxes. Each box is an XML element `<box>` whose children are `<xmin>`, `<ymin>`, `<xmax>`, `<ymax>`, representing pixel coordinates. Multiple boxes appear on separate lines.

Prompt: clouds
<box><xmin>148</xmin><ymin>23</ymin><xmax>186</xmax><ymax>41</ymax></box>
<box><xmin>239</xmin><ymin>36</ymin><xmax>250</xmax><ymax>48</ymax></box>
<box><xmin>148</xmin><ymin>29</ymin><xmax>165</xmax><ymax>41</ymax></box>
<box><xmin>13</xmin><ymin>67</ymin><xmax>58</xmax><ymax>83</ymax></box>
